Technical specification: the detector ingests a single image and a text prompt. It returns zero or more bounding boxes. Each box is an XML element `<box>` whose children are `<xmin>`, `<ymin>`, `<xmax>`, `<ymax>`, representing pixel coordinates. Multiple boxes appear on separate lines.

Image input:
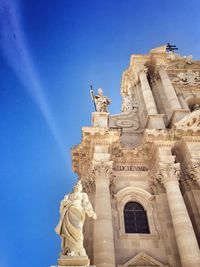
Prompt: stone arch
<box><xmin>115</xmin><ymin>187</ymin><xmax>158</xmax><ymax>238</ymax></box>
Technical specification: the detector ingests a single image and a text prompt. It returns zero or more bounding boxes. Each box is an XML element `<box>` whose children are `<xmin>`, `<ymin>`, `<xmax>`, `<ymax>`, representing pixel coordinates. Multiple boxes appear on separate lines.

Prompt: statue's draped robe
<box><xmin>55</xmin><ymin>192</ymin><xmax>94</xmax><ymax>256</ymax></box>
<box><xmin>95</xmin><ymin>95</ymin><xmax>111</xmax><ymax>112</ymax></box>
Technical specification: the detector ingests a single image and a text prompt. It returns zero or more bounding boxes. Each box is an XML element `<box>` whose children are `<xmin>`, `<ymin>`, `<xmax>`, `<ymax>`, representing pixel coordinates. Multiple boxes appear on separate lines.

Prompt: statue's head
<box><xmin>98</xmin><ymin>88</ymin><xmax>103</xmax><ymax>96</ymax></box>
<box><xmin>73</xmin><ymin>181</ymin><xmax>83</xmax><ymax>193</ymax></box>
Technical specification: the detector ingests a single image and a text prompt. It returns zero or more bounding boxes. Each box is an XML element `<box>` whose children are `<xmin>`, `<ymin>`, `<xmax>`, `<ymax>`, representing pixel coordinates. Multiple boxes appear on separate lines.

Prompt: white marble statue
<box><xmin>122</xmin><ymin>87</ymin><xmax>138</xmax><ymax>114</ymax></box>
<box><xmin>94</xmin><ymin>88</ymin><xmax>111</xmax><ymax>112</ymax></box>
<box><xmin>55</xmin><ymin>181</ymin><xmax>97</xmax><ymax>256</ymax></box>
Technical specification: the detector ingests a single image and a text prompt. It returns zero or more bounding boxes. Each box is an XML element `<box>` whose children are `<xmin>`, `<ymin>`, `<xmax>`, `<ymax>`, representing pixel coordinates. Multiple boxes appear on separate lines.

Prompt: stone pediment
<box><xmin>173</xmin><ymin>110</ymin><xmax>200</xmax><ymax>131</ymax></box>
<box><xmin>118</xmin><ymin>252</ymin><xmax>168</xmax><ymax>267</ymax></box>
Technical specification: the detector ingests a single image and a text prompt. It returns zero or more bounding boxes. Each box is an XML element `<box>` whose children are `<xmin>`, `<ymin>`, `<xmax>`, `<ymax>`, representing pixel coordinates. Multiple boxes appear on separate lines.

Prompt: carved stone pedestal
<box><xmin>51</xmin><ymin>255</ymin><xmax>90</xmax><ymax>267</ymax></box>
<box><xmin>145</xmin><ymin>114</ymin><xmax>165</xmax><ymax>129</ymax></box>
<box><xmin>92</xmin><ymin>112</ymin><xmax>109</xmax><ymax>128</ymax></box>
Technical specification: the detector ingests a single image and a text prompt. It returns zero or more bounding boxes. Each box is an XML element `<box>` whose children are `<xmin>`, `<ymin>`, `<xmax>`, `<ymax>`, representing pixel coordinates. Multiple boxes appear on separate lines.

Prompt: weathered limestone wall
<box><xmin>112</xmin><ymin>172</ymin><xmax>170</xmax><ymax>266</ymax></box>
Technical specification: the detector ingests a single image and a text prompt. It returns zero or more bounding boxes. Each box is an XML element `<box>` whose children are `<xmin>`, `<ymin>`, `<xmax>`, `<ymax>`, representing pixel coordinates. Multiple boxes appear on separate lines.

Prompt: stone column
<box><xmin>157</xmin><ymin>64</ymin><xmax>181</xmax><ymax>111</ymax></box>
<box><xmin>138</xmin><ymin>66</ymin><xmax>157</xmax><ymax>115</ymax></box>
<box><xmin>91</xmin><ymin>161</ymin><xmax>115</xmax><ymax>267</ymax></box>
<box><xmin>156</xmin><ymin>163</ymin><xmax>200</xmax><ymax>267</ymax></box>
<box><xmin>138</xmin><ymin>66</ymin><xmax>165</xmax><ymax>129</ymax></box>
<box><xmin>157</xmin><ymin>64</ymin><xmax>189</xmax><ymax>124</ymax></box>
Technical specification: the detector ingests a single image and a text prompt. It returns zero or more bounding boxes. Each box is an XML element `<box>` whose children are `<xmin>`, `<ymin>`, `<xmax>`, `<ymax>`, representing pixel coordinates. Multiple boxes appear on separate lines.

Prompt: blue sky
<box><xmin>0</xmin><ymin>1</ymin><xmax>200</xmax><ymax>267</ymax></box>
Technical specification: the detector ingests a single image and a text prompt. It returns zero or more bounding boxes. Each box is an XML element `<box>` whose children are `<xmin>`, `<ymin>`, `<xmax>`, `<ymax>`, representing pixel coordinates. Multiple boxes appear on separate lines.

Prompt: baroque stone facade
<box><xmin>70</xmin><ymin>46</ymin><xmax>200</xmax><ymax>267</ymax></box>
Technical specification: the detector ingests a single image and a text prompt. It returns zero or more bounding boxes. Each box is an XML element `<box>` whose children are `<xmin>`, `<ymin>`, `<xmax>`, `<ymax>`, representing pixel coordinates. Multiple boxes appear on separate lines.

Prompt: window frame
<box><xmin>124</xmin><ymin>201</ymin><xmax>150</xmax><ymax>234</ymax></box>
<box><xmin>115</xmin><ymin>187</ymin><xmax>158</xmax><ymax>239</ymax></box>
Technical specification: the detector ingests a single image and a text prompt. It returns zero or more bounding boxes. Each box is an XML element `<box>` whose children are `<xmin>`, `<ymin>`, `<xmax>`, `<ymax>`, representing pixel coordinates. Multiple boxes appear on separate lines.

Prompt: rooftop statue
<box><xmin>90</xmin><ymin>87</ymin><xmax>111</xmax><ymax>112</ymax></box>
<box><xmin>122</xmin><ymin>87</ymin><xmax>138</xmax><ymax>114</ymax></box>
<box><xmin>55</xmin><ymin>181</ymin><xmax>97</xmax><ymax>256</ymax></box>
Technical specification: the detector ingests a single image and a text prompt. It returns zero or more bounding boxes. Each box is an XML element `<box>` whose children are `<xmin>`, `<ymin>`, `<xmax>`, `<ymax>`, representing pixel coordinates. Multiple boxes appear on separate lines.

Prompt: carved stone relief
<box><xmin>173</xmin><ymin>70</ymin><xmax>200</xmax><ymax>86</ymax></box>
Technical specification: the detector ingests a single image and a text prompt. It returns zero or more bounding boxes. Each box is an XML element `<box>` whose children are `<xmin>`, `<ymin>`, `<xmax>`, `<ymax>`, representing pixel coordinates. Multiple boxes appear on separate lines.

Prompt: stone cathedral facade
<box><xmin>71</xmin><ymin>46</ymin><xmax>200</xmax><ymax>267</ymax></box>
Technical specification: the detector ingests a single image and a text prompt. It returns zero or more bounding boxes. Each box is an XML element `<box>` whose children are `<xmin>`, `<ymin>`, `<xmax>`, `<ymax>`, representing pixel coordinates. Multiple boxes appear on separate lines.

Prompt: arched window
<box><xmin>124</xmin><ymin>201</ymin><xmax>150</xmax><ymax>233</ymax></box>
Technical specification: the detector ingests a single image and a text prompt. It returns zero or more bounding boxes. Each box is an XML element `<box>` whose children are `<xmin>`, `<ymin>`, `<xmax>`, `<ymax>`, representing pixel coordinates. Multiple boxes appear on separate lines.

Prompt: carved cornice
<box><xmin>154</xmin><ymin>163</ymin><xmax>181</xmax><ymax>186</ymax></box>
<box><xmin>72</xmin><ymin>116</ymin><xmax>200</xmax><ymax>174</ymax></box>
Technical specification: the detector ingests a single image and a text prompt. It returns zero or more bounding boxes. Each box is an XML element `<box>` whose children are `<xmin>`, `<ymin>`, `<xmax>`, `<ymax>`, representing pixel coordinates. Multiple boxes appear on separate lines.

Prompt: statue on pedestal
<box><xmin>90</xmin><ymin>87</ymin><xmax>111</xmax><ymax>112</ymax></box>
<box><xmin>55</xmin><ymin>181</ymin><xmax>97</xmax><ymax>257</ymax></box>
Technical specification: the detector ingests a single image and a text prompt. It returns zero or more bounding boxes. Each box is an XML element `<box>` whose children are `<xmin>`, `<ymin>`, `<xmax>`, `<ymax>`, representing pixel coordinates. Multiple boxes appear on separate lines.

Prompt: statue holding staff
<box><xmin>90</xmin><ymin>86</ymin><xmax>111</xmax><ymax>113</ymax></box>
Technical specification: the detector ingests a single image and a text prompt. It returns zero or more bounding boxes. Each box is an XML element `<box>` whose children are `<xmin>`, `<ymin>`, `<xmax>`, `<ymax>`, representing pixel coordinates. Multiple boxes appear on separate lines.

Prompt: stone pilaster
<box><xmin>155</xmin><ymin>163</ymin><xmax>200</xmax><ymax>267</ymax></box>
<box><xmin>138</xmin><ymin>66</ymin><xmax>158</xmax><ymax>115</ymax></box>
<box><xmin>138</xmin><ymin>66</ymin><xmax>165</xmax><ymax>129</ymax></box>
<box><xmin>91</xmin><ymin>161</ymin><xmax>115</xmax><ymax>267</ymax></box>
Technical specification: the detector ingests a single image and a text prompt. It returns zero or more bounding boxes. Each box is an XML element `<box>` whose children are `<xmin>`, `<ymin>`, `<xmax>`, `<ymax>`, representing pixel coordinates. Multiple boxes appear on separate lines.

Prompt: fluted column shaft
<box><xmin>157</xmin><ymin>164</ymin><xmax>200</xmax><ymax>267</ymax></box>
<box><xmin>158</xmin><ymin>65</ymin><xmax>181</xmax><ymax>110</ymax></box>
<box><xmin>92</xmin><ymin>162</ymin><xmax>115</xmax><ymax>267</ymax></box>
<box><xmin>138</xmin><ymin>67</ymin><xmax>158</xmax><ymax>115</ymax></box>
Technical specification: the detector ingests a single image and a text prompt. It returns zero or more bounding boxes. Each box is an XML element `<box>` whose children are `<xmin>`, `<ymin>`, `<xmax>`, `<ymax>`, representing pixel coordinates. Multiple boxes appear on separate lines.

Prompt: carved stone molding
<box><xmin>154</xmin><ymin>163</ymin><xmax>181</xmax><ymax>186</ymax></box>
<box><xmin>115</xmin><ymin>187</ymin><xmax>157</xmax><ymax>239</ymax></box>
<box><xmin>118</xmin><ymin>251</ymin><xmax>169</xmax><ymax>267</ymax></box>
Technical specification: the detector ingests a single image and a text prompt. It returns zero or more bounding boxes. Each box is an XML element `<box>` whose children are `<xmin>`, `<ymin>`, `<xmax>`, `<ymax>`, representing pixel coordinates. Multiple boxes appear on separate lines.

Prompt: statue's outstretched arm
<box><xmin>82</xmin><ymin>193</ymin><xmax>97</xmax><ymax>220</ymax></box>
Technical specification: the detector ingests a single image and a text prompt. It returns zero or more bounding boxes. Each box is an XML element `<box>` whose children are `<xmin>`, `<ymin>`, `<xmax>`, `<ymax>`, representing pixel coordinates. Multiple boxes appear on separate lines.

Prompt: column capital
<box><xmin>155</xmin><ymin>163</ymin><xmax>181</xmax><ymax>186</ymax></box>
<box><xmin>90</xmin><ymin>161</ymin><xmax>115</xmax><ymax>182</ymax></box>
